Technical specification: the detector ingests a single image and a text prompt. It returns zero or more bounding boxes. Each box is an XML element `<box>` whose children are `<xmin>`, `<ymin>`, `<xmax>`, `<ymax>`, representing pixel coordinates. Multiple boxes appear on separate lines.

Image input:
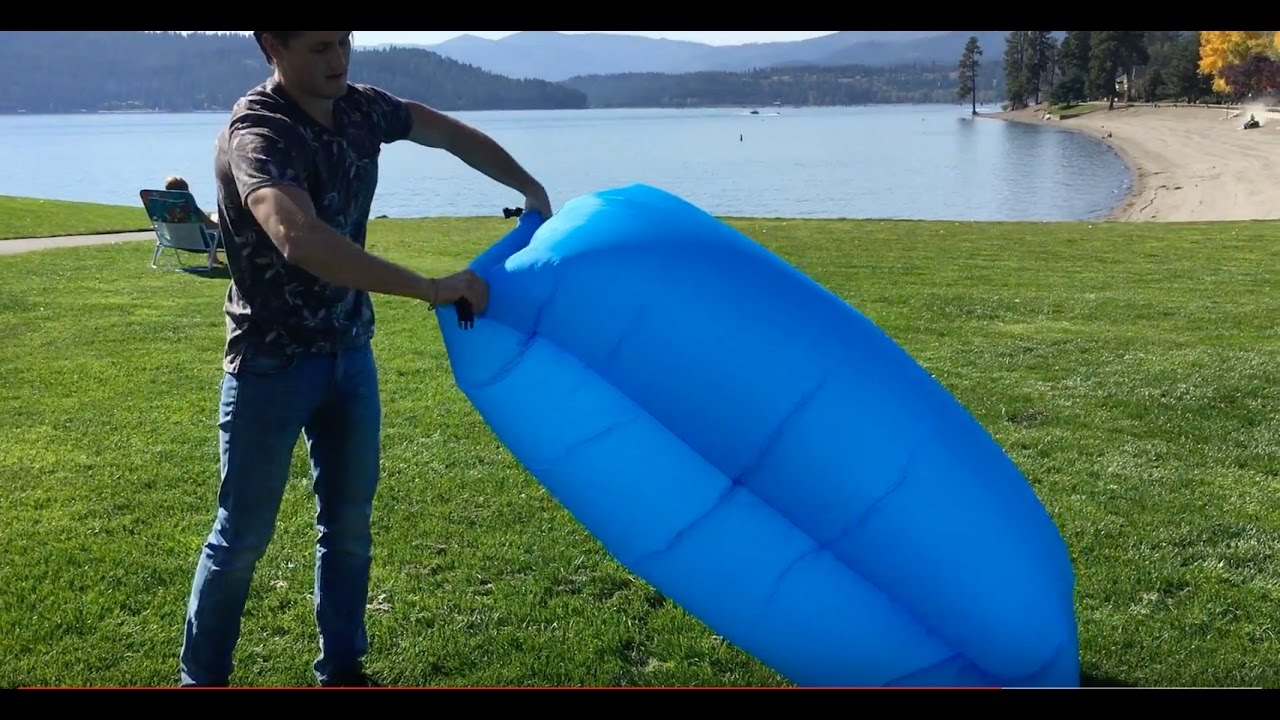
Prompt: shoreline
<box><xmin>980</xmin><ymin>103</ymin><xmax>1280</xmax><ymax>222</ymax></box>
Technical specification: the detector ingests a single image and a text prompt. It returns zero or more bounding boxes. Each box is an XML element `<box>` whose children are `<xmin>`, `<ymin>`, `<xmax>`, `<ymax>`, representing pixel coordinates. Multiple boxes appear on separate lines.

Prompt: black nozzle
<box><xmin>454</xmin><ymin>297</ymin><xmax>475</xmax><ymax>329</ymax></box>
<box><xmin>502</xmin><ymin>207</ymin><xmax>523</xmax><ymax>219</ymax></box>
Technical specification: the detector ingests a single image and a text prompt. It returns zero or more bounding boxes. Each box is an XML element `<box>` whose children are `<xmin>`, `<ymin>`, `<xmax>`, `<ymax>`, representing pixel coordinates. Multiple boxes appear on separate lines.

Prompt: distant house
<box><xmin>1115</xmin><ymin>65</ymin><xmax>1148</xmax><ymax>98</ymax></box>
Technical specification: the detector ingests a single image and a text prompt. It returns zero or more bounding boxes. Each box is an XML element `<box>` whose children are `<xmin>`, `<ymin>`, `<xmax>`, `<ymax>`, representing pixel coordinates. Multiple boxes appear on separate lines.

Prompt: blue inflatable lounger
<box><xmin>434</xmin><ymin>183</ymin><xmax>1079</xmax><ymax>688</ymax></box>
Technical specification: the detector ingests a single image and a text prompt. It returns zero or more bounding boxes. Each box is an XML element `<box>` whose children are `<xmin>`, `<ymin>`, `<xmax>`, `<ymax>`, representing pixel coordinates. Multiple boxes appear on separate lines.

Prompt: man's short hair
<box><xmin>164</xmin><ymin>175</ymin><xmax>189</xmax><ymax>191</ymax></box>
<box><xmin>252</xmin><ymin>31</ymin><xmax>301</xmax><ymax>66</ymax></box>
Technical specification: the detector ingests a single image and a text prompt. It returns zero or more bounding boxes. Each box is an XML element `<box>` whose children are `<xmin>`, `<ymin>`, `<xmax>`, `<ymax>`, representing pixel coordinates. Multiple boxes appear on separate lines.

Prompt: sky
<box><xmin>196</xmin><ymin>30</ymin><xmax>839</xmax><ymax>47</ymax></box>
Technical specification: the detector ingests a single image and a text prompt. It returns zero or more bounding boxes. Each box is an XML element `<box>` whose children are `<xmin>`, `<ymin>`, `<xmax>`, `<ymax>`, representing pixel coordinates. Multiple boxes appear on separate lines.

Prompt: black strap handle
<box><xmin>449</xmin><ymin>206</ymin><xmax>523</xmax><ymax>329</ymax></box>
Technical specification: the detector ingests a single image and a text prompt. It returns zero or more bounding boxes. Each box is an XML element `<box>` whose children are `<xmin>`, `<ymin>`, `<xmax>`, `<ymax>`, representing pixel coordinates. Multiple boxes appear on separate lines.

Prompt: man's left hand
<box><xmin>524</xmin><ymin>184</ymin><xmax>552</xmax><ymax>219</ymax></box>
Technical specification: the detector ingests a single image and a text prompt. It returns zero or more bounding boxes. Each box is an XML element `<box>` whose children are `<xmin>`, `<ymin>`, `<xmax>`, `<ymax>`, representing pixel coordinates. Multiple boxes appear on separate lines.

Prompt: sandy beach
<box><xmin>984</xmin><ymin>103</ymin><xmax>1280</xmax><ymax>222</ymax></box>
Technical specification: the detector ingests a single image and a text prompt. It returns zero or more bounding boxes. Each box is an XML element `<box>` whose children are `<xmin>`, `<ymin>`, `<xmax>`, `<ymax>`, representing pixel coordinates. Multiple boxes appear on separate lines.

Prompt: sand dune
<box><xmin>987</xmin><ymin>103</ymin><xmax>1280</xmax><ymax>222</ymax></box>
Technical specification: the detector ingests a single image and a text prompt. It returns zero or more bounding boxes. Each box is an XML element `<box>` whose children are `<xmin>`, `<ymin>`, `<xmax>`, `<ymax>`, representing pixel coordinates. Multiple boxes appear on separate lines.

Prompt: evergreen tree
<box><xmin>957</xmin><ymin>36</ymin><xmax>983</xmax><ymax>114</ymax></box>
<box><xmin>1051</xmin><ymin>31</ymin><xmax>1092</xmax><ymax>106</ymax></box>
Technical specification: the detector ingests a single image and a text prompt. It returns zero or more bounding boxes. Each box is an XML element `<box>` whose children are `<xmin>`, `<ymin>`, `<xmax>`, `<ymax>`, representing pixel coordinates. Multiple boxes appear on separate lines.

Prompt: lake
<box><xmin>0</xmin><ymin>104</ymin><xmax>1132</xmax><ymax>222</ymax></box>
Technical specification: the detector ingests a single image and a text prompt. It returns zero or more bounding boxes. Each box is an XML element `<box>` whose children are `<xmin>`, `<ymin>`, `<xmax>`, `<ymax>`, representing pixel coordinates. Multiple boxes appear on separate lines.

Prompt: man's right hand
<box><xmin>429</xmin><ymin>269</ymin><xmax>489</xmax><ymax>315</ymax></box>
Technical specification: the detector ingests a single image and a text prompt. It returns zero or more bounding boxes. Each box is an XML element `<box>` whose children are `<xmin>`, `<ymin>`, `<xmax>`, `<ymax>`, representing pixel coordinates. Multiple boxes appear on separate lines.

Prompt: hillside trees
<box><xmin>1009</xmin><ymin>30</ymin><xmax>1241</xmax><ymax>109</ymax></box>
<box><xmin>1197</xmin><ymin>31</ymin><xmax>1280</xmax><ymax>99</ymax></box>
<box><xmin>1049</xmin><ymin>31</ymin><xmax>1090</xmax><ymax>105</ymax></box>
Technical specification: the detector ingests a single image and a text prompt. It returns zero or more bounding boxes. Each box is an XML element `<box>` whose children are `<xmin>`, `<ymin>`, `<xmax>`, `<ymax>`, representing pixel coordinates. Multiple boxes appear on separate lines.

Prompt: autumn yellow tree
<box><xmin>1199</xmin><ymin>31</ymin><xmax>1280</xmax><ymax>92</ymax></box>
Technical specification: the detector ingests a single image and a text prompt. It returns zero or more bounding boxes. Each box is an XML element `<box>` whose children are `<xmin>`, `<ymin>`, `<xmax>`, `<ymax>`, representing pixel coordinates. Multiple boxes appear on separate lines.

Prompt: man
<box><xmin>179</xmin><ymin>30</ymin><xmax>553</xmax><ymax>688</ymax></box>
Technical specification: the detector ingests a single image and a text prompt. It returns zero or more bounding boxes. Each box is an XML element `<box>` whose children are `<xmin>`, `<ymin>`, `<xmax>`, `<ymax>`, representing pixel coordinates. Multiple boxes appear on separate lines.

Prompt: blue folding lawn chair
<box><xmin>139</xmin><ymin>188</ymin><xmax>222</xmax><ymax>271</ymax></box>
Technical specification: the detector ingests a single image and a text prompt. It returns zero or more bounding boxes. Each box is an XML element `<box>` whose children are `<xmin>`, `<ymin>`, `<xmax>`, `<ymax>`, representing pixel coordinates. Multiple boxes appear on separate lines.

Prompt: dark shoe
<box><xmin>319</xmin><ymin>670</ymin><xmax>381</xmax><ymax>687</ymax></box>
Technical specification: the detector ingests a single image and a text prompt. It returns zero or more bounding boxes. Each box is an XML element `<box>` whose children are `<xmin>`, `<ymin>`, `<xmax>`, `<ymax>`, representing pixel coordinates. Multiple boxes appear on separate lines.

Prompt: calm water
<box><xmin>0</xmin><ymin>104</ymin><xmax>1131</xmax><ymax>221</ymax></box>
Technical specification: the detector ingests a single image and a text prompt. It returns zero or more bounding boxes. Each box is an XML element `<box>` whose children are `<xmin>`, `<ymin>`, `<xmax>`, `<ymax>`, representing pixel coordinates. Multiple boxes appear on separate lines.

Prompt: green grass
<box><xmin>0</xmin><ymin>215</ymin><xmax>1276</xmax><ymax>688</ymax></box>
<box><xmin>0</xmin><ymin>195</ymin><xmax>150</xmax><ymax>240</ymax></box>
<box><xmin>1052</xmin><ymin>102</ymin><xmax>1108</xmax><ymax>118</ymax></box>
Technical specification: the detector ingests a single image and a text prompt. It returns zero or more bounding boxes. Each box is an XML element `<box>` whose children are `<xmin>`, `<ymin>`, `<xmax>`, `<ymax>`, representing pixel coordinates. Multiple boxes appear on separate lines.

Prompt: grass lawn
<box><xmin>0</xmin><ymin>215</ymin><xmax>1276</xmax><ymax>688</ymax></box>
<box><xmin>1052</xmin><ymin>102</ymin><xmax>1109</xmax><ymax>119</ymax></box>
<box><xmin>0</xmin><ymin>195</ymin><xmax>150</xmax><ymax>240</ymax></box>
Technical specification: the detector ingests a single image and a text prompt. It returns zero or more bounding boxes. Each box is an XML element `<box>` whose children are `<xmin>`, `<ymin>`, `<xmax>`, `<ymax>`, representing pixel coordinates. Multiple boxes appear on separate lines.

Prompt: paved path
<box><xmin>0</xmin><ymin>230</ymin><xmax>154</xmax><ymax>255</ymax></box>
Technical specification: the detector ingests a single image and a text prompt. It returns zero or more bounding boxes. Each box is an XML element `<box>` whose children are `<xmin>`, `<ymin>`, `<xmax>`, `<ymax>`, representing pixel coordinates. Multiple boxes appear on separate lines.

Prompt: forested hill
<box><xmin>0</xmin><ymin>31</ymin><xmax>588</xmax><ymax>113</ymax></box>
<box><xmin>561</xmin><ymin>62</ymin><xmax>1007</xmax><ymax>108</ymax></box>
<box><xmin>0</xmin><ymin>30</ymin><xmax>1011</xmax><ymax>113</ymax></box>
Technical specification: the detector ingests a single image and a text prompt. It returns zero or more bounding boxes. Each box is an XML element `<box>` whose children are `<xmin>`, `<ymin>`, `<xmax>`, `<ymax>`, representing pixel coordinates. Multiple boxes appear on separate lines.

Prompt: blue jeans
<box><xmin>180</xmin><ymin>341</ymin><xmax>382</xmax><ymax>686</ymax></box>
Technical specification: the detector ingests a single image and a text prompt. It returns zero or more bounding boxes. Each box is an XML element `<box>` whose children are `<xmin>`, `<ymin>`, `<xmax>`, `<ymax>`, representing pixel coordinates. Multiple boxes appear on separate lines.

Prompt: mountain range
<box><xmin>374</xmin><ymin>30</ymin><xmax>1015</xmax><ymax>82</ymax></box>
<box><xmin>0</xmin><ymin>30</ymin><xmax>1022</xmax><ymax>114</ymax></box>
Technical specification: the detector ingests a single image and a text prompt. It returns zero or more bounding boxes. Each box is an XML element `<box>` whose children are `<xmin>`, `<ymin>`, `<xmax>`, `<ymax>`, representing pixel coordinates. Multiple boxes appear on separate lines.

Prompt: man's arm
<box><xmin>246</xmin><ymin>183</ymin><xmax>487</xmax><ymax>312</ymax></box>
<box><xmin>246</xmin><ymin>184</ymin><xmax>430</xmax><ymax>300</ymax></box>
<box><xmin>227</xmin><ymin>115</ymin><xmax>486</xmax><ymax>313</ymax></box>
<box><xmin>403</xmin><ymin>101</ymin><xmax>552</xmax><ymax>217</ymax></box>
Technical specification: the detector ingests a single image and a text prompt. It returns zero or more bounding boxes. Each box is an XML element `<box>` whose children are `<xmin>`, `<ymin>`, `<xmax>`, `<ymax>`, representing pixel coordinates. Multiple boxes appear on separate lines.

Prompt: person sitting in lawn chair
<box><xmin>164</xmin><ymin>175</ymin><xmax>223</xmax><ymax>267</ymax></box>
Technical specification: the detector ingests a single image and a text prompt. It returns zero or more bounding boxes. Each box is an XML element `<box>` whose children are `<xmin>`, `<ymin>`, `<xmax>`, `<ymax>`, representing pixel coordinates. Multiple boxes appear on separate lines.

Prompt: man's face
<box><xmin>266</xmin><ymin>31</ymin><xmax>353</xmax><ymax>100</ymax></box>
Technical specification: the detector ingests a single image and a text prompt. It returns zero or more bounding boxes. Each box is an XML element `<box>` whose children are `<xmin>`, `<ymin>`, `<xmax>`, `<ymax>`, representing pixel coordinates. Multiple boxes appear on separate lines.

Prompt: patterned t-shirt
<box><xmin>213</xmin><ymin>77</ymin><xmax>414</xmax><ymax>373</ymax></box>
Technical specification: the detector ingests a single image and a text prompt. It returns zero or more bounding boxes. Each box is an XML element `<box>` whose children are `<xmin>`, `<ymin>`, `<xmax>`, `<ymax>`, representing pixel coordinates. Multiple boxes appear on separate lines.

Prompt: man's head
<box><xmin>164</xmin><ymin>175</ymin><xmax>189</xmax><ymax>192</ymax></box>
<box><xmin>253</xmin><ymin>31</ymin><xmax>353</xmax><ymax>101</ymax></box>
